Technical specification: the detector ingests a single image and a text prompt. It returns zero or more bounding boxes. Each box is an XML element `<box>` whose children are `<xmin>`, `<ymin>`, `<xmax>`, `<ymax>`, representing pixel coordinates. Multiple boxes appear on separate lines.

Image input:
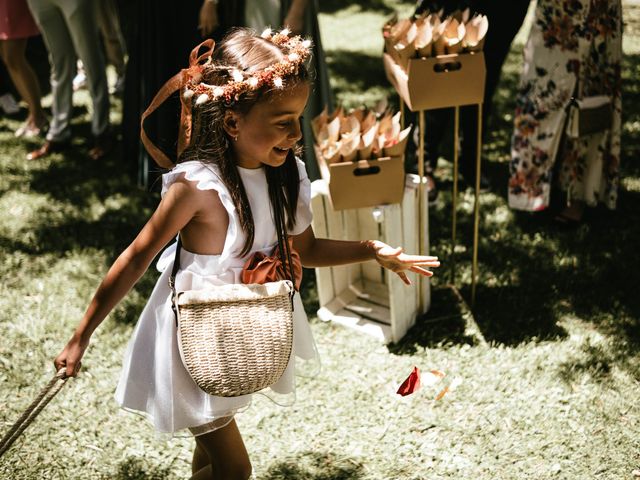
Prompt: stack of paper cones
<box><xmin>313</xmin><ymin>106</ymin><xmax>412</xmax><ymax>164</ymax></box>
<box><xmin>383</xmin><ymin>9</ymin><xmax>489</xmax><ymax>67</ymax></box>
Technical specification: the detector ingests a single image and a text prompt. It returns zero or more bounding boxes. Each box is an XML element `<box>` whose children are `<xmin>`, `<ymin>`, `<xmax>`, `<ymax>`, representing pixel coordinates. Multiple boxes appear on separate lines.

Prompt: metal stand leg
<box><xmin>418</xmin><ymin>110</ymin><xmax>425</xmax><ymax>313</ymax></box>
<box><xmin>471</xmin><ymin>104</ymin><xmax>483</xmax><ymax>308</ymax></box>
<box><xmin>451</xmin><ymin>106</ymin><xmax>459</xmax><ymax>283</ymax></box>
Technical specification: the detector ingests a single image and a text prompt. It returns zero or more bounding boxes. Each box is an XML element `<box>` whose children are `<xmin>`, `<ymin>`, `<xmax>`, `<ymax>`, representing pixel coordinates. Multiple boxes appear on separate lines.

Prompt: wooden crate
<box><xmin>310</xmin><ymin>174</ymin><xmax>430</xmax><ymax>343</ymax></box>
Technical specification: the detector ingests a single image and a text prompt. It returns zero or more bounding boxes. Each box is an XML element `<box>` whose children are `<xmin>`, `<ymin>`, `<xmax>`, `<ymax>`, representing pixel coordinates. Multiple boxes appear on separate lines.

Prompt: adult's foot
<box><xmin>88</xmin><ymin>131</ymin><xmax>114</xmax><ymax>160</ymax></box>
<box><xmin>554</xmin><ymin>202</ymin><xmax>585</xmax><ymax>226</ymax></box>
<box><xmin>15</xmin><ymin>116</ymin><xmax>48</xmax><ymax>138</ymax></box>
<box><xmin>27</xmin><ymin>139</ymin><xmax>69</xmax><ymax>160</ymax></box>
<box><xmin>425</xmin><ymin>174</ymin><xmax>439</xmax><ymax>205</ymax></box>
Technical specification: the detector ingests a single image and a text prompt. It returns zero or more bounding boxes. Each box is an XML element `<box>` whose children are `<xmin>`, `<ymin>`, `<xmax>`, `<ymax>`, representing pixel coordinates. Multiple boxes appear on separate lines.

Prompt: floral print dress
<box><xmin>509</xmin><ymin>0</ymin><xmax>622</xmax><ymax>211</ymax></box>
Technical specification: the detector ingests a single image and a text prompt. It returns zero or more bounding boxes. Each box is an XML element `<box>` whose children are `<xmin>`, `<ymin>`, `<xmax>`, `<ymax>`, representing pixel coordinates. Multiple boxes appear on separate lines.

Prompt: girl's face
<box><xmin>226</xmin><ymin>82</ymin><xmax>310</xmax><ymax>169</ymax></box>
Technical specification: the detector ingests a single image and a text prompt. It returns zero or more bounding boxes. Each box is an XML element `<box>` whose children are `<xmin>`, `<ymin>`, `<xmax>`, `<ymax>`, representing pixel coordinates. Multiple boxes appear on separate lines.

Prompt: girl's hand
<box><xmin>54</xmin><ymin>334</ymin><xmax>89</xmax><ymax>378</ymax></box>
<box><xmin>371</xmin><ymin>240</ymin><xmax>440</xmax><ymax>286</ymax></box>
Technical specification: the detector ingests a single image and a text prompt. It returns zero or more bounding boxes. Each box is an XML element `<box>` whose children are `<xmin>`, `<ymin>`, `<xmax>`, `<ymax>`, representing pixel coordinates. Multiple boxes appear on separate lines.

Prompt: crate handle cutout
<box><xmin>353</xmin><ymin>165</ymin><xmax>381</xmax><ymax>177</ymax></box>
<box><xmin>433</xmin><ymin>61</ymin><xmax>462</xmax><ymax>73</ymax></box>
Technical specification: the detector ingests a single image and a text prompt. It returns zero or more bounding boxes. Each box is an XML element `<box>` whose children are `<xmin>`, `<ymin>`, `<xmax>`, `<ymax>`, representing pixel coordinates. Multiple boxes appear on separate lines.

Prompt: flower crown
<box><xmin>183</xmin><ymin>28</ymin><xmax>312</xmax><ymax>106</ymax></box>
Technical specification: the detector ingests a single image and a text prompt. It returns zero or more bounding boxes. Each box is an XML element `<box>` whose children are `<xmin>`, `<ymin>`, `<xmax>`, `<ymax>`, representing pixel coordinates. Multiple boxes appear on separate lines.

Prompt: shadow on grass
<box><xmin>388</xmin><ymin>286</ymin><xmax>475</xmax><ymax>355</ymax></box>
<box><xmin>318</xmin><ymin>0</ymin><xmax>400</xmax><ymax>15</ymax></box>
<box><xmin>260</xmin><ymin>451</ymin><xmax>364</xmax><ymax>480</ymax></box>
<box><xmin>392</xmin><ymin>53</ymin><xmax>640</xmax><ymax>369</ymax></box>
<box><xmin>106</xmin><ymin>456</ymin><xmax>173</xmax><ymax>480</ymax></box>
<box><xmin>557</xmin><ymin>338</ymin><xmax>616</xmax><ymax>385</ymax></box>
<box><xmin>325</xmin><ymin>50</ymin><xmax>397</xmax><ymax>106</ymax></box>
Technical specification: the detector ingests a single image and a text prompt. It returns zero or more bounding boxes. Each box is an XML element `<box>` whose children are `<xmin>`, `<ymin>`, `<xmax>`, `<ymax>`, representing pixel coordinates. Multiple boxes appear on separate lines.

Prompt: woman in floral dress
<box><xmin>508</xmin><ymin>0</ymin><xmax>622</xmax><ymax>222</ymax></box>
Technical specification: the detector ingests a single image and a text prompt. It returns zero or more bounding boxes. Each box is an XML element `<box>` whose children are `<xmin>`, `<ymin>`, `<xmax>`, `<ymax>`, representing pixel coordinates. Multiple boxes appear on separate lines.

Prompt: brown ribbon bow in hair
<box><xmin>140</xmin><ymin>39</ymin><xmax>215</xmax><ymax>168</ymax></box>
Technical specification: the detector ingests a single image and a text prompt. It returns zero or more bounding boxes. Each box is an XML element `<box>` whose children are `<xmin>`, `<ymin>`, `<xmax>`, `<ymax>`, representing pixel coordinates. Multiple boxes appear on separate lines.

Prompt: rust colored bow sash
<box><xmin>140</xmin><ymin>39</ymin><xmax>215</xmax><ymax>169</ymax></box>
<box><xmin>241</xmin><ymin>238</ymin><xmax>303</xmax><ymax>290</ymax></box>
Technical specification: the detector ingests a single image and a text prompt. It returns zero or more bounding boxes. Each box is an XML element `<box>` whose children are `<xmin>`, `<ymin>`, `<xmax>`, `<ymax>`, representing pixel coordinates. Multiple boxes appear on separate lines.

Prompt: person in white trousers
<box><xmin>26</xmin><ymin>0</ymin><xmax>110</xmax><ymax>160</ymax></box>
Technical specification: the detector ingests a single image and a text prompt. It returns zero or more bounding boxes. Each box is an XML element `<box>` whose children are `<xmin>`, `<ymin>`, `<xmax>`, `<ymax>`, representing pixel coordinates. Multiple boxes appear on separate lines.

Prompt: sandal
<box><xmin>15</xmin><ymin>117</ymin><xmax>48</xmax><ymax>138</ymax></box>
<box><xmin>88</xmin><ymin>131</ymin><xmax>114</xmax><ymax>160</ymax></box>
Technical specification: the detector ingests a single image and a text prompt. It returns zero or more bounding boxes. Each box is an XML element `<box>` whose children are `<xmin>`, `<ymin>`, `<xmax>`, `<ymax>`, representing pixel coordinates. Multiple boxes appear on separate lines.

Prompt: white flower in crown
<box><xmin>248</xmin><ymin>77</ymin><xmax>259</xmax><ymax>89</ymax></box>
<box><xmin>302</xmin><ymin>39</ymin><xmax>312</xmax><ymax>49</ymax></box>
<box><xmin>183</xmin><ymin>88</ymin><xmax>194</xmax><ymax>100</ymax></box>
<box><xmin>195</xmin><ymin>93</ymin><xmax>209</xmax><ymax>105</ymax></box>
<box><xmin>261</xmin><ymin>28</ymin><xmax>272</xmax><ymax>39</ymax></box>
<box><xmin>212</xmin><ymin>86</ymin><xmax>224</xmax><ymax>98</ymax></box>
<box><xmin>273</xmin><ymin>77</ymin><xmax>283</xmax><ymax>88</ymax></box>
<box><xmin>281</xmin><ymin>28</ymin><xmax>290</xmax><ymax>36</ymax></box>
<box><xmin>288</xmin><ymin>52</ymin><xmax>300</xmax><ymax>62</ymax></box>
<box><xmin>231</xmin><ymin>70</ymin><xmax>244</xmax><ymax>82</ymax></box>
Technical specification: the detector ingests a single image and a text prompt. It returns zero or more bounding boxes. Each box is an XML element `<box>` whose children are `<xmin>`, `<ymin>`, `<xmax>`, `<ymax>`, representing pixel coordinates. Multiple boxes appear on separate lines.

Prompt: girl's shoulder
<box><xmin>161</xmin><ymin>161</ymin><xmax>226</xmax><ymax>198</ymax></box>
<box><xmin>294</xmin><ymin>157</ymin><xmax>309</xmax><ymax>182</ymax></box>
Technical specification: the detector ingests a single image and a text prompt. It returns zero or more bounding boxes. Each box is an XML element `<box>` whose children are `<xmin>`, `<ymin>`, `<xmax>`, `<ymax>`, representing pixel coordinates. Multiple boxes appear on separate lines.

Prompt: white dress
<box><xmin>114</xmin><ymin>159</ymin><xmax>319</xmax><ymax>436</ymax></box>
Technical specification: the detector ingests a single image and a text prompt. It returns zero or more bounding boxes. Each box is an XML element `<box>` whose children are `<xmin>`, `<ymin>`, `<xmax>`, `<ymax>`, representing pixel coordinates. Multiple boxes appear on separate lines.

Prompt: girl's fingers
<box><xmin>393</xmin><ymin>253</ymin><xmax>438</xmax><ymax>263</ymax></box>
<box><xmin>407</xmin><ymin>260</ymin><xmax>440</xmax><ymax>267</ymax></box>
<box><xmin>397</xmin><ymin>271</ymin><xmax>411</xmax><ymax>285</ymax></box>
<box><xmin>410</xmin><ymin>265</ymin><xmax>434</xmax><ymax>277</ymax></box>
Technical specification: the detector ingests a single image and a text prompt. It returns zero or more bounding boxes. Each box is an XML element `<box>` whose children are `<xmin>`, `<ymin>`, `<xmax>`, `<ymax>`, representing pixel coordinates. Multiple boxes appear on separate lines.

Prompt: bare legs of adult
<box><xmin>190</xmin><ymin>419</ymin><xmax>252</xmax><ymax>480</ymax></box>
<box><xmin>0</xmin><ymin>38</ymin><xmax>47</xmax><ymax>137</ymax></box>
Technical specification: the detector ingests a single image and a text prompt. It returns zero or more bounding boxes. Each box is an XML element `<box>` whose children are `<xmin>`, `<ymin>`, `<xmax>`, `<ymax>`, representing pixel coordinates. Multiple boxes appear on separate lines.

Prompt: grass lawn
<box><xmin>1</xmin><ymin>1</ymin><xmax>639</xmax><ymax>479</ymax></box>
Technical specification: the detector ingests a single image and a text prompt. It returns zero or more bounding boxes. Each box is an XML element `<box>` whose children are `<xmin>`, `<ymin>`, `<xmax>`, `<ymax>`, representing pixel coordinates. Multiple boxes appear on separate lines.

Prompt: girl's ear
<box><xmin>222</xmin><ymin>110</ymin><xmax>241</xmax><ymax>138</ymax></box>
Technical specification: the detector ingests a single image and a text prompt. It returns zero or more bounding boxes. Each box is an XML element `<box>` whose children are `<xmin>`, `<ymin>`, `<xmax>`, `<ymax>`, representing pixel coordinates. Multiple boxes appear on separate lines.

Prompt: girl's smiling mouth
<box><xmin>273</xmin><ymin>146</ymin><xmax>290</xmax><ymax>155</ymax></box>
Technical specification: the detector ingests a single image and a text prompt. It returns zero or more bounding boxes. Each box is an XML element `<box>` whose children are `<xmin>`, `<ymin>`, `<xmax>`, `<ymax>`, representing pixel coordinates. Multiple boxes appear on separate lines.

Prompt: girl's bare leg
<box><xmin>190</xmin><ymin>419</ymin><xmax>252</xmax><ymax>480</ymax></box>
<box><xmin>192</xmin><ymin>441</ymin><xmax>211</xmax><ymax>475</ymax></box>
<box><xmin>0</xmin><ymin>39</ymin><xmax>46</xmax><ymax>127</ymax></box>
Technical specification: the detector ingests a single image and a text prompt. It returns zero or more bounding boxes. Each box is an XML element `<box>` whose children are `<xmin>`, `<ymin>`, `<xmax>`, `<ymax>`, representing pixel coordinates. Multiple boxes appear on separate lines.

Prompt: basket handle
<box><xmin>0</xmin><ymin>369</ymin><xmax>69</xmax><ymax>459</ymax></box>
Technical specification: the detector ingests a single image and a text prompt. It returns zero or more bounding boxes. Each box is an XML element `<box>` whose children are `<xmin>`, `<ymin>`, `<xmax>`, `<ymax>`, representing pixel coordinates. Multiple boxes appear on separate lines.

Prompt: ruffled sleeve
<box><xmin>289</xmin><ymin>158</ymin><xmax>313</xmax><ymax>236</ymax></box>
<box><xmin>160</xmin><ymin>161</ymin><xmax>239</xmax><ymax>266</ymax></box>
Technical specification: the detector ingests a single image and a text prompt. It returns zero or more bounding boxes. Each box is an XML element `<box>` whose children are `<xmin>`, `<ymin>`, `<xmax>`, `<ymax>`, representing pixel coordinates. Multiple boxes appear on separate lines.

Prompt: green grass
<box><xmin>1</xmin><ymin>1</ymin><xmax>640</xmax><ymax>479</ymax></box>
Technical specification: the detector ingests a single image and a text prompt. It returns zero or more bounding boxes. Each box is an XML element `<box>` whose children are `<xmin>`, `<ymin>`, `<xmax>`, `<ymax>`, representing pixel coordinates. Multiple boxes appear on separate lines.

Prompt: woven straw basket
<box><xmin>175</xmin><ymin>280</ymin><xmax>294</xmax><ymax>397</ymax></box>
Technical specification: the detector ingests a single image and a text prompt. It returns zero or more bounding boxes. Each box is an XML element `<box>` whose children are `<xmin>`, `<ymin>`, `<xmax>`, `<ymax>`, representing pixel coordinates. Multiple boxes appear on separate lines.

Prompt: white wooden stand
<box><xmin>310</xmin><ymin>175</ymin><xmax>430</xmax><ymax>344</ymax></box>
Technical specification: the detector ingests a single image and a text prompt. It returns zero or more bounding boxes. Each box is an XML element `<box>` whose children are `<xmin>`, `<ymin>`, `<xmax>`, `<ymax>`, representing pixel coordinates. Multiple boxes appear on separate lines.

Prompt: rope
<box><xmin>0</xmin><ymin>369</ymin><xmax>69</xmax><ymax>458</ymax></box>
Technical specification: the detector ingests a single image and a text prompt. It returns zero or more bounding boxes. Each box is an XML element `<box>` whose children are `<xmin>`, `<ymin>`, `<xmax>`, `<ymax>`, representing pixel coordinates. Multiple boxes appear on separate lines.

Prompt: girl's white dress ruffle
<box><xmin>114</xmin><ymin>160</ymin><xmax>319</xmax><ymax>436</ymax></box>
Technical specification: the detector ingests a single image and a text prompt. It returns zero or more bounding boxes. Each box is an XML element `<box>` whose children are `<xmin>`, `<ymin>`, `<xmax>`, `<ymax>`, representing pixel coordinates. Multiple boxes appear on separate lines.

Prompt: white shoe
<box><xmin>15</xmin><ymin>120</ymin><xmax>47</xmax><ymax>138</ymax></box>
<box><xmin>0</xmin><ymin>93</ymin><xmax>20</xmax><ymax>115</ymax></box>
<box><xmin>73</xmin><ymin>71</ymin><xmax>87</xmax><ymax>91</ymax></box>
<box><xmin>111</xmin><ymin>75</ymin><xmax>125</xmax><ymax>95</ymax></box>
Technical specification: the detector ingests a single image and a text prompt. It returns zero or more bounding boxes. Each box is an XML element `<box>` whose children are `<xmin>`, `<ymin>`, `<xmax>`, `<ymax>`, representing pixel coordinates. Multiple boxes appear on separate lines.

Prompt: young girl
<box><xmin>54</xmin><ymin>28</ymin><xmax>440</xmax><ymax>480</ymax></box>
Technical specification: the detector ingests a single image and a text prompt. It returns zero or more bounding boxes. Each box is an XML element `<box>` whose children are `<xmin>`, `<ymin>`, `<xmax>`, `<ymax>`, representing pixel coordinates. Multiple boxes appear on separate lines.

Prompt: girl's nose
<box><xmin>288</xmin><ymin>119</ymin><xmax>302</xmax><ymax>142</ymax></box>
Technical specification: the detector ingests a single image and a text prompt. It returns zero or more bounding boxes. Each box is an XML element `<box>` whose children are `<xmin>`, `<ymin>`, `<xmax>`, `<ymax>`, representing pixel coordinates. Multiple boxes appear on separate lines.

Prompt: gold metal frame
<box><xmin>401</xmin><ymin>99</ymin><xmax>483</xmax><ymax>310</ymax></box>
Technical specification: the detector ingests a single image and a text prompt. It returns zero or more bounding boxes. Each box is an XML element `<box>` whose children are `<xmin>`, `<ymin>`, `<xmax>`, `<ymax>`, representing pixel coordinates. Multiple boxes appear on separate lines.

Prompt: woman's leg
<box><xmin>190</xmin><ymin>419</ymin><xmax>252</xmax><ymax>480</ymax></box>
<box><xmin>0</xmin><ymin>39</ymin><xmax>46</xmax><ymax>129</ymax></box>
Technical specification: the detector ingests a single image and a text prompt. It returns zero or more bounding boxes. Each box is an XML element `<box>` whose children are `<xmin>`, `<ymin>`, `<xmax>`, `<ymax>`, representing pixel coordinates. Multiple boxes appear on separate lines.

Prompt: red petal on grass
<box><xmin>396</xmin><ymin>366</ymin><xmax>421</xmax><ymax>396</ymax></box>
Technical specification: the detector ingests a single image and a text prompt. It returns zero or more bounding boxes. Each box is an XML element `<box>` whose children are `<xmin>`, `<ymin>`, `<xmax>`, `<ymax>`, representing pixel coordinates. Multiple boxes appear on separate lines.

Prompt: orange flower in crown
<box><xmin>183</xmin><ymin>28</ymin><xmax>313</xmax><ymax>106</ymax></box>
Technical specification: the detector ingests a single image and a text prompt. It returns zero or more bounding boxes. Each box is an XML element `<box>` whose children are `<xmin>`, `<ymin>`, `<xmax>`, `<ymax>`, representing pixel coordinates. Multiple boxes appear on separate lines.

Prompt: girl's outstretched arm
<box><xmin>292</xmin><ymin>226</ymin><xmax>440</xmax><ymax>285</ymax></box>
<box><xmin>54</xmin><ymin>180</ymin><xmax>206</xmax><ymax>377</ymax></box>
